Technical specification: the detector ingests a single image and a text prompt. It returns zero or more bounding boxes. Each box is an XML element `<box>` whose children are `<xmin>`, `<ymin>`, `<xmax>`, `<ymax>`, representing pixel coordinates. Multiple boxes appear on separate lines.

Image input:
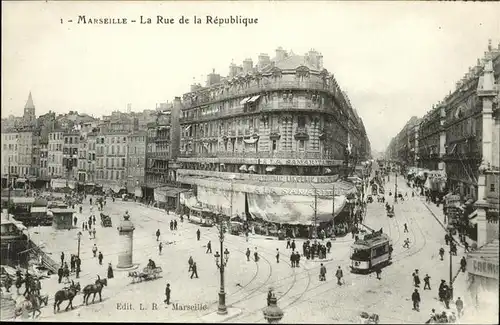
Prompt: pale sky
<box><xmin>2</xmin><ymin>1</ymin><xmax>499</xmax><ymax>152</ymax></box>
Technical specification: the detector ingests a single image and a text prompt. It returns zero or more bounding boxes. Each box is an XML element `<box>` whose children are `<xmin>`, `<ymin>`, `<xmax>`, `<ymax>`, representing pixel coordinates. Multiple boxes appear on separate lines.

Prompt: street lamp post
<box><xmin>449</xmin><ymin>230</ymin><xmax>454</xmax><ymax>300</ymax></box>
<box><xmin>394</xmin><ymin>173</ymin><xmax>398</xmax><ymax>203</ymax></box>
<box><xmin>214</xmin><ymin>216</ymin><xmax>230</xmax><ymax>315</ymax></box>
<box><xmin>331</xmin><ymin>182</ymin><xmax>336</xmax><ymax>241</ymax></box>
<box><xmin>77</xmin><ymin>231</ymin><xmax>82</xmax><ymax>258</ymax></box>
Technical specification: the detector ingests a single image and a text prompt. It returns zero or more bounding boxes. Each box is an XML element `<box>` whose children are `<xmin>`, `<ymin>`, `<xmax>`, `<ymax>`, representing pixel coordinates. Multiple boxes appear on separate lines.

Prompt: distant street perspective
<box><xmin>1</xmin><ymin>3</ymin><xmax>499</xmax><ymax>324</ymax></box>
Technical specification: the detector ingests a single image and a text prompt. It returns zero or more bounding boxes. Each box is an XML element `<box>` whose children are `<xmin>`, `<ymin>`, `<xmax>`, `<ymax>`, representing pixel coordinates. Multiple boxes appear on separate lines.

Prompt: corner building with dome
<box><xmin>176</xmin><ymin>47</ymin><xmax>371</xmax><ymax>232</ymax></box>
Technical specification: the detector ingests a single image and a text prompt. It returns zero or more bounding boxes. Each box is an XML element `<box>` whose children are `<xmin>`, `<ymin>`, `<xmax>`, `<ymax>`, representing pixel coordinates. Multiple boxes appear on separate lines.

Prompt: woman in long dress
<box><xmin>107</xmin><ymin>263</ymin><xmax>114</xmax><ymax>279</ymax></box>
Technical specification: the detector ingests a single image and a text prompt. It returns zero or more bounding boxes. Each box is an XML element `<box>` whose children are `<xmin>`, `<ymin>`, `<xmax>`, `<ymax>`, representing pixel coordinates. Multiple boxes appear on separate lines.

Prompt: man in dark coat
<box><xmin>164</xmin><ymin>283</ymin><xmax>171</xmax><ymax>304</ymax></box>
<box><xmin>411</xmin><ymin>289</ymin><xmax>421</xmax><ymax>311</ymax></box>
<box><xmin>267</xmin><ymin>288</ymin><xmax>273</xmax><ymax>306</ymax></box>
<box><xmin>98</xmin><ymin>251</ymin><xmax>104</xmax><ymax>265</ymax></box>
<box><xmin>190</xmin><ymin>262</ymin><xmax>198</xmax><ymax>279</ymax></box>
<box><xmin>326</xmin><ymin>241</ymin><xmax>332</xmax><ymax>253</ymax></box>
<box><xmin>196</xmin><ymin>229</ymin><xmax>201</xmax><ymax>241</ymax></box>
<box><xmin>291</xmin><ymin>240</ymin><xmax>296</xmax><ymax>251</ymax></box>
<box><xmin>206</xmin><ymin>241</ymin><xmax>212</xmax><ymax>254</ymax></box>
<box><xmin>286</xmin><ymin>238</ymin><xmax>291</xmax><ymax>249</ymax></box>
<box><xmin>424</xmin><ymin>274</ymin><xmax>431</xmax><ymax>290</ymax></box>
<box><xmin>275</xmin><ymin>249</ymin><xmax>280</xmax><ymax>263</ymax></box>
<box><xmin>58</xmin><ymin>266</ymin><xmax>64</xmax><ymax>283</ymax></box>
<box><xmin>169</xmin><ymin>220</ymin><xmax>173</xmax><ymax>231</ymax></box>
<box><xmin>60</xmin><ymin>252</ymin><xmax>65</xmax><ymax>265</ymax></box>
<box><xmin>107</xmin><ymin>263</ymin><xmax>114</xmax><ymax>279</ymax></box>
<box><xmin>173</xmin><ymin>220</ymin><xmax>178</xmax><ymax>230</ymax></box>
<box><xmin>290</xmin><ymin>252</ymin><xmax>295</xmax><ymax>268</ymax></box>
<box><xmin>438</xmin><ymin>280</ymin><xmax>446</xmax><ymax>301</ymax></box>
<box><xmin>156</xmin><ymin>229</ymin><xmax>160</xmax><ymax>241</ymax></box>
<box><xmin>460</xmin><ymin>257</ymin><xmax>467</xmax><ymax>272</ymax></box>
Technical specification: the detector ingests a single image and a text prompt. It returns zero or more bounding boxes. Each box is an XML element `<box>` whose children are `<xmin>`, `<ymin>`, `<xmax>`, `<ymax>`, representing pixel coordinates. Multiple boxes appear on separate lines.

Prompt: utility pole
<box><xmin>313</xmin><ymin>188</ymin><xmax>318</xmax><ymax>239</ymax></box>
<box><xmin>449</xmin><ymin>230</ymin><xmax>454</xmax><ymax>300</ymax></box>
<box><xmin>7</xmin><ymin>156</ymin><xmax>11</xmax><ymax>218</ymax></box>
<box><xmin>331</xmin><ymin>182</ymin><xmax>336</xmax><ymax>240</ymax></box>
<box><xmin>394</xmin><ymin>172</ymin><xmax>398</xmax><ymax>203</ymax></box>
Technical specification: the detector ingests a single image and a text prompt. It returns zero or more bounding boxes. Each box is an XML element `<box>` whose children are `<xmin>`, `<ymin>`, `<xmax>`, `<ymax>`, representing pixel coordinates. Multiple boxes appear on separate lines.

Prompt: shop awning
<box><xmin>31</xmin><ymin>207</ymin><xmax>47</xmax><ymax>213</ymax></box>
<box><xmin>240</xmin><ymin>97</ymin><xmax>251</xmax><ymax>105</ymax></box>
<box><xmin>243</xmin><ymin>137</ymin><xmax>258</xmax><ymax>144</ymax></box>
<box><xmin>466</xmin><ymin>239</ymin><xmax>499</xmax><ymax>279</ymax></box>
<box><xmin>239</xmin><ymin>165</ymin><xmax>248</xmax><ymax>172</ymax></box>
<box><xmin>266</xmin><ymin>166</ymin><xmax>276</xmax><ymax>172</ymax></box>
<box><xmin>248</xmin><ymin>165</ymin><xmax>256</xmax><ymax>173</ymax></box>
<box><xmin>247</xmin><ymin>95</ymin><xmax>261</xmax><ymax>103</ymax></box>
<box><xmin>324</xmin><ymin>168</ymin><xmax>332</xmax><ymax>174</ymax></box>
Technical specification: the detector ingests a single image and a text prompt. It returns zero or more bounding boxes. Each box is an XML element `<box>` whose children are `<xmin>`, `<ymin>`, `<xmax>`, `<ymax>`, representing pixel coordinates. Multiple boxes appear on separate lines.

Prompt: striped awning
<box><xmin>240</xmin><ymin>97</ymin><xmax>251</xmax><ymax>105</ymax></box>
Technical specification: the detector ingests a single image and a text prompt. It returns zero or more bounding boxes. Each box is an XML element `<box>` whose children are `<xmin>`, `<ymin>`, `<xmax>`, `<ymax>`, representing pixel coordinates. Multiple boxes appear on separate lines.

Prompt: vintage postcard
<box><xmin>1</xmin><ymin>1</ymin><xmax>499</xmax><ymax>323</ymax></box>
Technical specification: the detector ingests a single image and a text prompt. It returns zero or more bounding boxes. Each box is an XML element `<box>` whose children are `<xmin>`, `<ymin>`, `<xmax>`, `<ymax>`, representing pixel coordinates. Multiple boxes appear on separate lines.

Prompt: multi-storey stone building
<box><xmin>176</xmin><ymin>48</ymin><xmax>369</xmax><ymax>225</ymax></box>
<box><xmin>17</xmin><ymin>129</ymin><xmax>34</xmax><ymax>178</ymax></box>
<box><xmin>126</xmin><ymin>130</ymin><xmax>147</xmax><ymax>192</ymax></box>
<box><xmin>63</xmin><ymin>131</ymin><xmax>79</xmax><ymax>182</ymax></box>
<box><xmin>1</xmin><ymin>130</ymin><xmax>19</xmax><ymax>185</ymax></box>
<box><xmin>48</xmin><ymin>130</ymin><xmax>64</xmax><ymax>178</ymax></box>
<box><xmin>95</xmin><ymin>130</ymin><xmax>129</xmax><ymax>190</ymax></box>
<box><xmin>387</xmin><ymin>40</ymin><xmax>500</xmax><ymax>246</ymax></box>
<box><xmin>387</xmin><ymin>116</ymin><xmax>420</xmax><ymax>170</ymax></box>
<box><xmin>86</xmin><ymin>132</ymin><xmax>97</xmax><ymax>183</ymax></box>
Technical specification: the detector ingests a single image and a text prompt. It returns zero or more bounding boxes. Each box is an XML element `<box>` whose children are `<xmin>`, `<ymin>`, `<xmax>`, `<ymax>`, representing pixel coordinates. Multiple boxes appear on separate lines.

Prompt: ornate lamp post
<box><xmin>394</xmin><ymin>173</ymin><xmax>398</xmax><ymax>203</ymax></box>
<box><xmin>77</xmin><ymin>231</ymin><xmax>82</xmax><ymax>258</ymax></box>
<box><xmin>263</xmin><ymin>294</ymin><xmax>284</xmax><ymax>324</ymax></box>
<box><xmin>214</xmin><ymin>216</ymin><xmax>230</xmax><ymax>315</ymax></box>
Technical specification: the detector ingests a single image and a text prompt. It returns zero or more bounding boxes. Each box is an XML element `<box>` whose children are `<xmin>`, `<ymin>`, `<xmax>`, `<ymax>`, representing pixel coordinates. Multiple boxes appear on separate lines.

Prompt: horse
<box><xmin>53</xmin><ymin>281</ymin><xmax>81</xmax><ymax>313</ymax></box>
<box><xmin>82</xmin><ymin>278</ymin><xmax>107</xmax><ymax>305</ymax></box>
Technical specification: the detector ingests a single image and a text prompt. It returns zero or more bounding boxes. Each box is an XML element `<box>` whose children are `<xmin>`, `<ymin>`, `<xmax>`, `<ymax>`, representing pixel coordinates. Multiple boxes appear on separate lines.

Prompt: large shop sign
<box><xmin>260</xmin><ymin>158</ymin><xmax>337</xmax><ymax>166</ymax></box>
<box><xmin>467</xmin><ymin>258</ymin><xmax>499</xmax><ymax>280</ymax></box>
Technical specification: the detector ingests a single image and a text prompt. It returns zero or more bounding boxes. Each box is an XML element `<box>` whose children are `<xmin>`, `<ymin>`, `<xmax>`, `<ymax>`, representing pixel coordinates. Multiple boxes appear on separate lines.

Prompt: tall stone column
<box><xmin>475</xmin><ymin>54</ymin><xmax>497</xmax><ymax>248</ymax></box>
<box><xmin>117</xmin><ymin>212</ymin><xmax>135</xmax><ymax>269</ymax></box>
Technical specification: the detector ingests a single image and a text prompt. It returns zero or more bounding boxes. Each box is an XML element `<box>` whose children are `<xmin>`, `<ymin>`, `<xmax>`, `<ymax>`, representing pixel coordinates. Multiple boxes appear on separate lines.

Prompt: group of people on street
<box><xmin>302</xmin><ymin>240</ymin><xmax>331</xmax><ymax>260</ymax></box>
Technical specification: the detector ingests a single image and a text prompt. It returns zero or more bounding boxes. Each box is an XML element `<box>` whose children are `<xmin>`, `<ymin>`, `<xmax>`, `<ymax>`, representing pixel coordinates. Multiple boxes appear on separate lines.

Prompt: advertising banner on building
<box><xmin>154</xmin><ymin>187</ymin><xmax>167</xmax><ymax>203</ymax></box>
<box><xmin>247</xmin><ymin>193</ymin><xmax>347</xmax><ymax>224</ymax></box>
<box><xmin>50</xmin><ymin>179</ymin><xmax>67</xmax><ymax>189</ymax></box>
<box><xmin>134</xmin><ymin>187</ymin><xmax>143</xmax><ymax>198</ymax></box>
<box><xmin>196</xmin><ymin>186</ymin><xmax>245</xmax><ymax>217</ymax></box>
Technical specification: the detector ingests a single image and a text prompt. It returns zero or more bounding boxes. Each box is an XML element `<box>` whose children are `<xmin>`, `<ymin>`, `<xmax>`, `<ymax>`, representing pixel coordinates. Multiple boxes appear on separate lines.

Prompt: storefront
<box><xmin>465</xmin><ymin>239</ymin><xmax>499</xmax><ymax>323</ymax></box>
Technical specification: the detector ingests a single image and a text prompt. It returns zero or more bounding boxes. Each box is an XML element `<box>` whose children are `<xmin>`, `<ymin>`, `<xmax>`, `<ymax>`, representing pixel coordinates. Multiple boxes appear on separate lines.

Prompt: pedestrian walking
<box><xmin>455</xmin><ymin>297</ymin><xmax>464</xmax><ymax>317</ymax></box>
<box><xmin>60</xmin><ymin>252</ymin><xmax>65</xmax><ymax>265</ymax></box>
<box><xmin>460</xmin><ymin>257</ymin><xmax>467</xmax><ymax>272</ymax></box>
<box><xmin>319</xmin><ymin>263</ymin><xmax>327</xmax><ymax>281</ymax></box>
<box><xmin>286</xmin><ymin>238</ymin><xmax>291</xmax><ymax>249</ymax></box>
<box><xmin>444</xmin><ymin>234</ymin><xmax>450</xmax><ymax>246</ymax></box>
<box><xmin>403</xmin><ymin>238</ymin><xmax>410</xmax><ymax>248</ymax></box>
<box><xmin>174</xmin><ymin>220</ymin><xmax>178</xmax><ymax>230</ymax></box>
<box><xmin>98</xmin><ymin>251</ymin><xmax>103</xmax><ymax>265</ymax></box>
<box><xmin>188</xmin><ymin>256</ymin><xmax>194</xmax><ymax>272</ymax></box>
<box><xmin>296</xmin><ymin>252</ymin><xmax>301</xmax><ymax>267</ymax></box>
<box><xmin>92</xmin><ymin>228</ymin><xmax>96</xmax><ymax>239</ymax></box>
<box><xmin>164</xmin><ymin>283</ymin><xmax>171</xmax><ymax>304</ymax></box>
<box><xmin>335</xmin><ymin>266</ymin><xmax>343</xmax><ymax>285</ymax></box>
<box><xmin>412</xmin><ymin>289</ymin><xmax>421</xmax><ymax>311</ymax></box>
<box><xmin>291</xmin><ymin>240</ymin><xmax>296</xmax><ymax>251</ymax></box>
<box><xmin>196</xmin><ymin>229</ymin><xmax>201</xmax><ymax>241</ymax></box>
<box><xmin>404</xmin><ymin>223</ymin><xmax>408</xmax><ymax>233</ymax></box>
<box><xmin>443</xmin><ymin>285</ymin><xmax>451</xmax><ymax>309</ymax></box>
<box><xmin>156</xmin><ymin>229</ymin><xmax>161</xmax><ymax>241</ymax></box>
<box><xmin>190</xmin><ymin>262</ymin><xmax>198</xmax><ymax>279</ymax></box>
<box><xmin>74</xmin><ymin>216</ymin><xmax>78</xmax><ymax>227</ymax></box>
<box><xmin>326</xmin><ymin>240</ymin><xmax>332</xmax><ymax>253</ymax></box>
<box><xmin>169</xmin><ymin>220</ymin><xmax>173</xmax><ymax>231</ymax></box>
<box><xmin>424</xmin><ymin>274</ymin><xmax>431</xmax><ymax>290</ymax></box>
<box><xmin>246</xmin><ymin>248</ymin><xmax>251</xmax><ymax>262</ymax></box>
<box><xmin>107</xmin><ymin>263</ymin><xmax>114</xmax><ymax>279</ymax></box>
<box><xmin>375</xmin><ymin>266</ymin><xmax>382</xmax><ymax>280</ymax></box>
<box><xmin>76</xmin><ymin>257</ymin><xmax>81</xmax><ymax>278</ymax></box>
<box><xmin>92</xmin><ymin>244</ymin><xmax>98</xmax><ymax>257</ymax></box>
<box><xmin>254</xmin><ymin>247</ymin><xmax>259</xmax><ymax>262</ymax></box>
<box><xmin>57</xmin><ymin>266</ymin><xmax>63</xmax><ymax>284</ymax></box>
<box><xmin>159</xmin><ymin>242</ymin><xmax>163</xmax><ymax>255</ymax></box>
<box><xmin>290</xmin><ymin>252</ymin><xmax>295</xmax><ymax>268</ymax></box>
<box><xmin>439</xmin><ymin>247</ymin><xmax>445</xmax><ymax>261</ymax></box>
<box><xmin>70</xmin><ymin>255</ymin><xmax>76</xmax><ymax>272</ymax></box>
<box><xmin>206</xmin><ymin>241</ymin><xmax>212</xmax><ymax>254</ymax></box>
<box><xmin>276</xmin><ymin>249</ymin><xmax>280</xmax><ymax>263</ymax></box>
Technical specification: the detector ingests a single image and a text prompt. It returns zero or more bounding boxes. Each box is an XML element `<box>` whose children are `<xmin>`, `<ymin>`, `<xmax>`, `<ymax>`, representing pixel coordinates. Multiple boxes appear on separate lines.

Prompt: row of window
<box><xmin>95</xmin><ymin>145</ymin><xmax>127</xmax><ymax>155</ymax></box>
<box><xmin>96</xmin><ymin>136</ymin><xmax>128</xmax><ymax>144</ymax></box>
<box><xmin>64</xmin><ymin>136</ymin><xmax>79</xmax><ymax>144</ymax></box>
<box><xmin>95</xmin><ymin>169</ymin><xmax>126</xmax><ymax>180</ymax></box>
<box><xmin>49</xmin><ymin>133</ymin><xmax>63</xmax><ymax>140</ymax></box>
<box><xmin>96</xmin><ymin>157</ymin><xmax>127</xmax><ymax>168</ymax></box>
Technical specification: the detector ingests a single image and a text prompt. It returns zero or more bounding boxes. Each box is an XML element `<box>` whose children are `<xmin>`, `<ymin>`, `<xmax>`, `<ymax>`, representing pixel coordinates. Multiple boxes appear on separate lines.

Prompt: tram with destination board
<box><xmin>350</xmin><ymin>229</ymin><xmax>393</xmax><ymax>273</ymax></box>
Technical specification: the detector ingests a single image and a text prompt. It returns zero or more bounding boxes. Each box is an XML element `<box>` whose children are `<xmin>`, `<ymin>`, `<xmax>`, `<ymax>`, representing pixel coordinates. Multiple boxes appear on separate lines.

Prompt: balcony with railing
<box><xmin>182</xmin><ymin>79</ymin><xmax>332</xmax><ymax>109</ymax></box>
<box><xmin>294</xmin><ymin>127</ymin><xmax>309</xmax><ymax>140</ymax></box>
<box><xmin>179</xmin><ymin>150</ymin><xmax>338</xmax><ymax>160</ymax></box>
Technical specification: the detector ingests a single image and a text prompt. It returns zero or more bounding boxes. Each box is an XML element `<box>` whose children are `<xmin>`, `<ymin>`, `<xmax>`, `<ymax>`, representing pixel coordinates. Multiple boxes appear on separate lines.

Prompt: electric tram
<box><xmin>350</xmin><ymin>228</ymin><xmax>393</xmax><ymax>273</ymax></box>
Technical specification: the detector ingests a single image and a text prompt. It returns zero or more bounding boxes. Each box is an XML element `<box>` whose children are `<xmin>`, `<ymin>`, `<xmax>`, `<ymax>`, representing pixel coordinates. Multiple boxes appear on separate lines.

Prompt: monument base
<box><xmin>115</xmin><ymin>263</ymin><xmax>139</xmax><ymax>271</ymax></box>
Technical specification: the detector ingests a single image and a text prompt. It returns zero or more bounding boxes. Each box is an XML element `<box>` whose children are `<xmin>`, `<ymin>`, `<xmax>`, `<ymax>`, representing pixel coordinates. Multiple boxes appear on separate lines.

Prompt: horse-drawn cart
<box><xmin>128</xmin><ymin>266</ymin><xmax>163</xmax><ymax>283</ymax></box>
<box><xmin>100</xmin><ymin>213</ymin><xmax>112</xmax><ymax>227</ymax></box>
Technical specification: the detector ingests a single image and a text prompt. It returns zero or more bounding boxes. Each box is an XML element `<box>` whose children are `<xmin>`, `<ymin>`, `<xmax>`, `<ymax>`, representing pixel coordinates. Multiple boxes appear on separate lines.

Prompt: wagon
<box><xmin>100</xmin><ymin>213</ymin><xmax>112</xmax><ymax>227</ymax></box>
<box><xmin>128</xmin><ymin>266</ymin><xmax>163</xmax><ymax>283</ymax></box>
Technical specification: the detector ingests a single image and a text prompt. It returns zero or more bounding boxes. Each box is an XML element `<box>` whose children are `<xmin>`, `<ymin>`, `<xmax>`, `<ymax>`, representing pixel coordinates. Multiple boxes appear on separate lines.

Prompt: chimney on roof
<box><xmin>243</xmin><ymin>58</ymin><xmax>253</xmax><ymax>73</ymax></box>
<box><xmin>229</xmin><ymin>62</ymin><xmax>238</xmax><ymax>78</ymax></box>
<box><xmin>317</xmin><ymin>52</ymin><xmax>324</xmax><ymax>70</ymax></box>
<box><xmin>275</xmin><ymin>47</ymin><xmax>286</xmax><ymax>62</ymax></box>
<box><xmin>206</xmin><ymin>69</ymin><xmax>221</xmax><ymax>86</ymax></box>
<box><xmin>307</xmin><ymin>49</ymin><xmax>319</xmax><ymax>69</ymax></box>
<box><xmin>257</xmin><ymin>53</ymin><xmax>271</xmax><ymax>70</ymax></box>
<box><xmin>488</xmin><ymin>39</ymin><xmax>492</xmax><ymax>52</ymax></box>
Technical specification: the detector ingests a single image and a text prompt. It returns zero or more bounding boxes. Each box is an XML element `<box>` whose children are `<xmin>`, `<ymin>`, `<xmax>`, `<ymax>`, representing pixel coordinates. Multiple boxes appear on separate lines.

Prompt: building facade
<box><xmin>387</xmin><ymin>40</ymin><xmax>500</xmax><ymax>246</ymax></box>
<box><xmin>48</xmin><ymin>130</ymin><xmax>64</xmax><ymax>178</ymax></box>
<box><xmin>17</xmin><ymin>129</ymin><xmax>33</xmax><ymax>178</ymax></box>
<box><xmin>63</xmin><ymin>131</ymin><xmax>79</xmax><ymax>182</ymax></box>
<box><xmin>126</xmin><ymin>130</ymin><xmax>147</xmax><ymax>191</ymax></box>
<box><xmin>86</xmin><ymin>132</ymin><xmax>97</xmax><ymax>183</ymax></box>
<box><xmin>1</xmin><ymin>131</ymin><xmax>19</xmax><ymax>180</ymax></box>
<box><xmin>95</xmin><ymin>130</ymin><xmax>129</xmax><ymax>189</ymax></box>
<box><xmin>176</xmin><ymin>48</ymin><xmax>369</xmax><ymax>225</ymax></box>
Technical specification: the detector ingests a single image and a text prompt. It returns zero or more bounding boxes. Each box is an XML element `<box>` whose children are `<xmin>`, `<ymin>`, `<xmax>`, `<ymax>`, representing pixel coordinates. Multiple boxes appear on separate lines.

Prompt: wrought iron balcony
<box><xmin>294</xmin><ymin>127</ymin><xmax>309</xmax><ymax>140</ymax></box>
